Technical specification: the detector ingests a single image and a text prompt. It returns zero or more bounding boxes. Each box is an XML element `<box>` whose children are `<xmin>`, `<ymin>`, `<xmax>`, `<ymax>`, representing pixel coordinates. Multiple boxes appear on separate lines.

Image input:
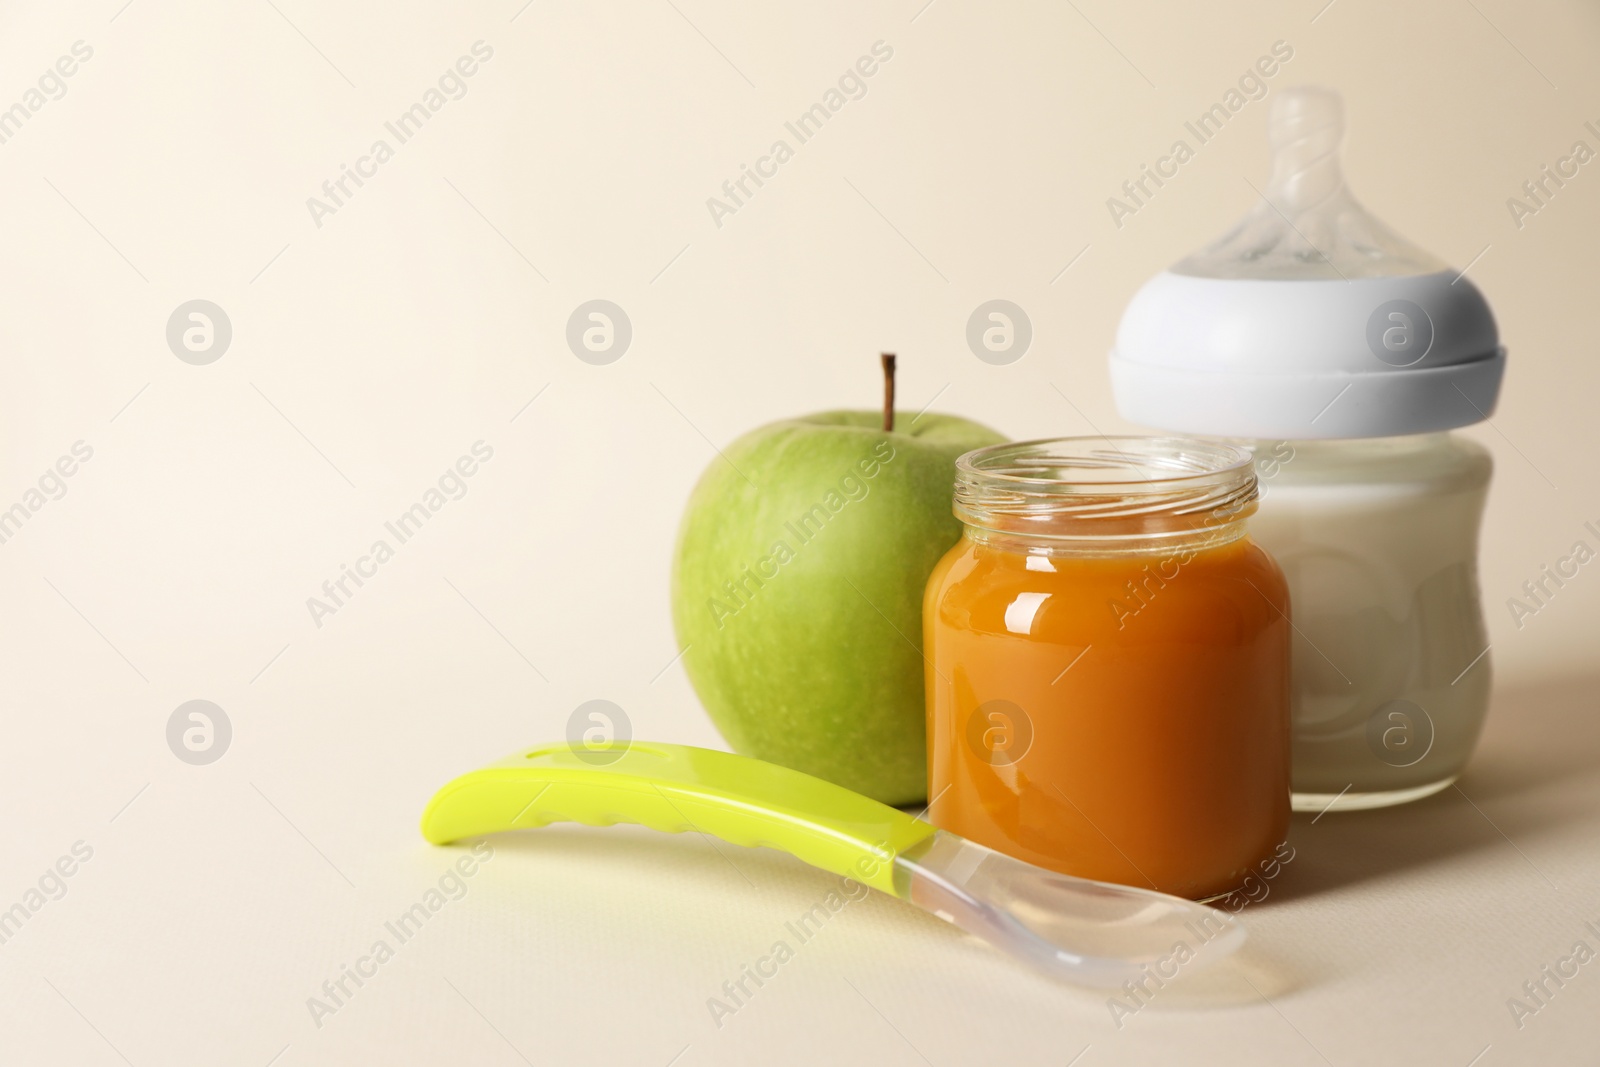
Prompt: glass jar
<box><xmin>923</xmin><ymin>437</ymin><xmax>1291</xmax><ymax>901</ymax></box>
<box><xmin>1243</xmin><ymin>433</ymin><xmax>1494</xmax><ymax>810</ymax></box>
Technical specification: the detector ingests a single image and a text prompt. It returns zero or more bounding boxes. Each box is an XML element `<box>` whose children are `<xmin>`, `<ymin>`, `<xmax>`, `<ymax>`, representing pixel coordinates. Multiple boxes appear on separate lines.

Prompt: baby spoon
<box><xmin>420</xmin><ymin>741</ymin><xmax>1245</xmax><ymax>987</ymax></box>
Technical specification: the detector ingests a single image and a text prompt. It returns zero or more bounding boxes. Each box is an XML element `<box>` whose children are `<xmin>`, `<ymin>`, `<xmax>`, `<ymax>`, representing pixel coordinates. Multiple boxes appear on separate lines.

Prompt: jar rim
<box><xmin>956</xmin><ymin>435</ymin><xmax>1254</xmax><ymax>489</ymax></box>
<box><xmin>953</xmin><ymin>436</ymin><xmax>1258</xmax><ymax>544</ymax></box>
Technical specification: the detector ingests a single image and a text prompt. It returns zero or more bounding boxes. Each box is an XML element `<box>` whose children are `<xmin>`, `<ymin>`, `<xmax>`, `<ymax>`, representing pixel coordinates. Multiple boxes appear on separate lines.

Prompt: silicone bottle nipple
<box><xmin>1174</xmin><ymin>86</ymin><xmax>1446</xmax><ymax>280</ymax></box>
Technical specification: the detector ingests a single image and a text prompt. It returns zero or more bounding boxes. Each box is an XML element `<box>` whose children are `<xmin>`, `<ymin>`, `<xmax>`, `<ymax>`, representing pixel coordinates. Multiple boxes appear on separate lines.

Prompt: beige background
<box><xmin>0</xmin><ymin>0</ymin><xmax>1597</xmax><ymax>1064</ymax></box>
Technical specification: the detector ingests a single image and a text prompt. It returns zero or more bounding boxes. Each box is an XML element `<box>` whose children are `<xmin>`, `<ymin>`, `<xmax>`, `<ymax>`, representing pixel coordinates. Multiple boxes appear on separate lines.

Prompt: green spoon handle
<box><xmin>420</xmin><ymin>742</ymin><xmax>936</xmax><ymax>896</ymax></box>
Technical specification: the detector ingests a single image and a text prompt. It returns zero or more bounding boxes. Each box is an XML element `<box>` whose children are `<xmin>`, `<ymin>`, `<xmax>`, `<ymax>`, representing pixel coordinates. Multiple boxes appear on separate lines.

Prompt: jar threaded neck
<box><xmin>953</xmin><ymin>436</ymin><xmax>1258</xmax><ymax>547</ymax></box>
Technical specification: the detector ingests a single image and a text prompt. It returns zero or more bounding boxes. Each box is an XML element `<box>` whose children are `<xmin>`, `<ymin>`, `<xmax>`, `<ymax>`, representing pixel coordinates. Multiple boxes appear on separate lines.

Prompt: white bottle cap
<box><xmin>1109</xmin><ymin>87</ymin><xmax>1505</xmax><ymax>440</ymax></box>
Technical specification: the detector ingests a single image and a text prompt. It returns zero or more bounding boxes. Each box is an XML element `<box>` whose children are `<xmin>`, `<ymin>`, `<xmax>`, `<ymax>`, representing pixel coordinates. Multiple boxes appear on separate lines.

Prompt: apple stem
<box><xmin>881</xmin><ymin>352</ymin><xmax>896</xmax><ymax>433</ymax></box>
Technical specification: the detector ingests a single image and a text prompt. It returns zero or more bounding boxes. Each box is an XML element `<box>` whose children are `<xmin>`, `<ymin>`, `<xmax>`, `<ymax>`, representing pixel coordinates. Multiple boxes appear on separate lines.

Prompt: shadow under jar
<box><xmin>923</xmin><ymin>437</ymin><xmax>1291</xmax><ymax>901</ymax></box>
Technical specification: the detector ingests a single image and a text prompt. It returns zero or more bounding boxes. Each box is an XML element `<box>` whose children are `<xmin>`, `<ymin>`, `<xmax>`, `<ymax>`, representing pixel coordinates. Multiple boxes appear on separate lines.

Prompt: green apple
<box><xmin>671</xmin><ymin>408</ymin><xmax>1006</xmax><ymax>805</ymax></box>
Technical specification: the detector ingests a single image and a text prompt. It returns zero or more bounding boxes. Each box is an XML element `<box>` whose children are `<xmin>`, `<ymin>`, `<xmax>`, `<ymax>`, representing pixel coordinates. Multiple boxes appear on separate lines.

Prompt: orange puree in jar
<box><xmin>924</xmin><ymin>437</ymin><xmax>1290</xmax><ymax>900</ymax></box>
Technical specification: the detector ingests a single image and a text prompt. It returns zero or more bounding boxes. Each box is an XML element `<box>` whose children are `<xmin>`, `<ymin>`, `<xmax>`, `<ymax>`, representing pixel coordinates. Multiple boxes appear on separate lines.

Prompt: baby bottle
<box><xmin>1108</xmin><ymin>86</ymin><xmax>1506</xmax><ymax>811</ymax></box>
